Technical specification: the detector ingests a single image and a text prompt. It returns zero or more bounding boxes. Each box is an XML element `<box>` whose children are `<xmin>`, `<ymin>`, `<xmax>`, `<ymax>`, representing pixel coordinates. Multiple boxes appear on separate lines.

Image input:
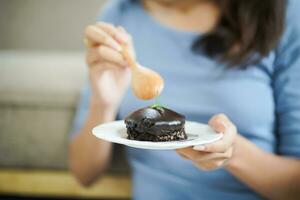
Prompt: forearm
<box><xmin>226</xmin><ymin>135</ymin><xmax>300</xmax><ymax>200</ymax></box>
<box><xmin>69</xmin><ymin>98</ymin><xmax>116</xmax><ymax>186</ymax></box>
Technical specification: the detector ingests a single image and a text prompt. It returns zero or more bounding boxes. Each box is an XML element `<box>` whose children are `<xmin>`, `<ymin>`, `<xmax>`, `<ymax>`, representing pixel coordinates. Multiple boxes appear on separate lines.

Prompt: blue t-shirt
<box><xmin>72</xmin><ymin>0</ymin><xmax>300</xmax><ymax>199</ymax></box>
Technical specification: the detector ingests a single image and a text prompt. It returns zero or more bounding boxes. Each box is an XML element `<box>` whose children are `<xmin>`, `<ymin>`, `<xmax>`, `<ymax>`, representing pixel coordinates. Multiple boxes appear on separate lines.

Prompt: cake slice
<box><xmin>124</xmin><ymin>106</ymin><xmax>187</xmax><ymax>142</ymax></box>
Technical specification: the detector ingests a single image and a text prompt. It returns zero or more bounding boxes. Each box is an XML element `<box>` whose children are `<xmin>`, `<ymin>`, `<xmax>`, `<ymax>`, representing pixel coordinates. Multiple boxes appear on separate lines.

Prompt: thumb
<box><xmin>208</xmin><ymin>114</ymin><xmax>229</xmax><ymax>134</ymax></box>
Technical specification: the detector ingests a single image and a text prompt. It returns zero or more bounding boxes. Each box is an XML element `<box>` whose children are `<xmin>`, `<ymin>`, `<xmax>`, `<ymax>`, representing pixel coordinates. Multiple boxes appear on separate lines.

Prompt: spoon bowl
<box><xmin>122</xmin><ymin>44</ymin><xmax>164</xmax><ymax>100</ymax></box>
<box><xmin>131</xmin><ymin>65</ymin><xmax>164</xmax><ymax>100</ymax></box>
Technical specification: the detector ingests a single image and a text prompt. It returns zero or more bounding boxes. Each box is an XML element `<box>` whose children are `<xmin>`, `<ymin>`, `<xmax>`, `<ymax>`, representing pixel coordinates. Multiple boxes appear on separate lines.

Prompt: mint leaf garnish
<box><xmin>151</xmin><ymin>103</ymin><xmax>162</xmax><ymax>108</ymax></box>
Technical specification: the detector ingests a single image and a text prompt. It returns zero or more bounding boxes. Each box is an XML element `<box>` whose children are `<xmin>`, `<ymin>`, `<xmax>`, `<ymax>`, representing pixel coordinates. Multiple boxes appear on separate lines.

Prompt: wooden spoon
<box><xmin>84</xmin><ymin>38</ymin><xmax>164</xmax><ymax>100</ymax></box>
<box><xmin>122</xmin><ymin>44</ymin><xmax>164</xmax><ymax>100</ymax></box>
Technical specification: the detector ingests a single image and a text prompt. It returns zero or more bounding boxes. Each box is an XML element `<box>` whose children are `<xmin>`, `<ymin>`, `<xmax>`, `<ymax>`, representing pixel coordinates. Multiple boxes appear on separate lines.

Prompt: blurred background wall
<box><xmin>0</xmin><ymin>0</ymin><xmax>105</xmax><ymax>50</ymax></box>
<box><xmin>0</xmin><ymin>0</ymin><xmax>131</xmax><ymax>199</ymax></box>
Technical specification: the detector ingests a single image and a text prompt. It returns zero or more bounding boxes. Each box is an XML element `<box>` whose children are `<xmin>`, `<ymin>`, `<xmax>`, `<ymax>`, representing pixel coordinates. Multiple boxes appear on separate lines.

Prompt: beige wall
<box><xmin>0</xmin><ymin>0</ymin><xmax>107</xmax><ymax>50</ymax></box>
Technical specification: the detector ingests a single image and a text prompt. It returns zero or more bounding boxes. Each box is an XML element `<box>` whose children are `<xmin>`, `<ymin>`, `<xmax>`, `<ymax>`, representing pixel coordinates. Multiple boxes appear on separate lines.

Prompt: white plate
<box><xmin>92</xmin><ymin>120</ymin><xmax>223</xmax><ymax>150</ymax></box>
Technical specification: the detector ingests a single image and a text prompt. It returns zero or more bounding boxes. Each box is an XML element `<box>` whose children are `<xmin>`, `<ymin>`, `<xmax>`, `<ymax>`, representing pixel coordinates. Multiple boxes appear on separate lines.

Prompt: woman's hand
<box><xmin>84</xmin><ymin>22</ymin><xmax>135</xmax><ymax>113</ymax></box>
<box><xmin>176</xmin><ymin>114</ymin><xmax>237</xmax><ymax>171</ymax></box>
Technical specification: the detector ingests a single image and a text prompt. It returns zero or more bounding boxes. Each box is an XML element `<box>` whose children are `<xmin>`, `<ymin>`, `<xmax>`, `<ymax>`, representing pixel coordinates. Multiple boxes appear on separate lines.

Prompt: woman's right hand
<box><xmin>84</xmin><ymin>22</ymin><xmax>135</xmax><ymax>113</ymax></box>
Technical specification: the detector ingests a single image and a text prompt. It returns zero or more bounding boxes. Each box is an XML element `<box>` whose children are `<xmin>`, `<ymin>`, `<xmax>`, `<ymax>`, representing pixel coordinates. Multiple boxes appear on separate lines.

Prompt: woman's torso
<box><xmin>98</xmin><ymin>0</ymin><xmax>298</xmax><ymax>199</ymax></box>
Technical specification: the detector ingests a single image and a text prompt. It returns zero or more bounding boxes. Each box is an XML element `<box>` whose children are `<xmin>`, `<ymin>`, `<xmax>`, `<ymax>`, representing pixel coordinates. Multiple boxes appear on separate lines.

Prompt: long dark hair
<box><xmin>192</xmin><ymin>0</ymin><xmax>287</xmax><ymax>67</ymax></box>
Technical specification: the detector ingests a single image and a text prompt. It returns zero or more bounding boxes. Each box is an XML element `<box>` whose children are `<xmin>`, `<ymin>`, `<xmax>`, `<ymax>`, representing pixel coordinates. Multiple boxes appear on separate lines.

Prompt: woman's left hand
<box><xmin>176</xmin><ymin>114</ymin><xmax>238</xmax><ymax>171</ymax></box>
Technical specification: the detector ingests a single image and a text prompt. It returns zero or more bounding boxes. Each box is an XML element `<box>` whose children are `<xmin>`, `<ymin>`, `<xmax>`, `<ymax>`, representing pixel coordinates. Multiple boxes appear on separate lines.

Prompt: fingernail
<box><xmin>117</xmin><ymin>32</ymin><xmax>129</xmax><ymax>44</ymax></box>
<box><xmin>218</xmin><ymin>121</ymin><xmax>228</xmax><ymax>132</ymax></box>
<box><xmin>193</xmin><ymin>145</ymin><xmax>206</xmax><ymax>151</ymax></box>
<box><xmin>114</xmin><ymin>43</ymin><xmax>123</xmax><ymax>52</ymax></box>
<box><xmin>108</xmin><ymin>39</ymin><xmax>122</xmax><ymax>52</ymax></box>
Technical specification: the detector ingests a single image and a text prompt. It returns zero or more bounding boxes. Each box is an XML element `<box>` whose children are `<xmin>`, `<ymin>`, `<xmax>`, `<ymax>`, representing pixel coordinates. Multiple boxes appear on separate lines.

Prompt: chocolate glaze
<box><xmin>124</xmin><ymin>106</ymin><xmax>185</xmax><ymax>136</ymax></box>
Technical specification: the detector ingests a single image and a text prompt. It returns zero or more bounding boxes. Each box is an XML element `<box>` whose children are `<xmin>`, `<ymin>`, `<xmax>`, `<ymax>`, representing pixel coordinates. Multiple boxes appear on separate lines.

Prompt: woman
<box><xmin>69</xmin><ymin>0</ymin><xmax>300</xmax><ymax>199</ymax></box>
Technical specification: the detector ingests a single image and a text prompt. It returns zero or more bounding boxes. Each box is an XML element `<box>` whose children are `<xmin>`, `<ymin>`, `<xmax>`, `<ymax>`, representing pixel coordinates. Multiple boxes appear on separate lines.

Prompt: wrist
<box><xmin>225</xmin><ymin>135</ymin><xmax>265</xmax><ymax>172</ymax></box>
<box><xmin>225</xmin><ymin>134</ymin><xmax>243</xmax><ymax>170</ymax></box>
<box><xmin>88</xmin><ymin>97</ymin><xmax>119</xmax><ymax>122</ymax></box>
<box><xmin>90</xmin><ymin>95</ymin><xmax>119</xmax><ymax>111</ymax></box>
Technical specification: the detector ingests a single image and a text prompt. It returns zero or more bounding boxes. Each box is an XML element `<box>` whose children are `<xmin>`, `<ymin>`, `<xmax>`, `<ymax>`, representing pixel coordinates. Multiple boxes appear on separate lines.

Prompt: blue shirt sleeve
<box><xmin>69</xmin><ymin>85</ymin><xmax>91</xmax><ymax>138</ymax></box>
<box><xmin>273</xmin><ymin>4</ymin><xmax>300</xmax><ymax>157</ymax></box>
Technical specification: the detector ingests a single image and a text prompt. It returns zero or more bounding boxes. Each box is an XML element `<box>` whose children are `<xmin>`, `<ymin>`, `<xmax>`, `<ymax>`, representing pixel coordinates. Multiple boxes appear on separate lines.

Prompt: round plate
<box><xmin>92</xmin><ymin>120</ymin><xmax>223</xmax><ymax>150</ymax></box>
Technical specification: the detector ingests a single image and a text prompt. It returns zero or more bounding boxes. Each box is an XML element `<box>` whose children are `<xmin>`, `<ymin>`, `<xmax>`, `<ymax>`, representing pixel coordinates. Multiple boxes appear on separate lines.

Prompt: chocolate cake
<box><xmin>124</xmin><ymin>106</ymin><xmax>187</xmax><ymax>142</ymax></box>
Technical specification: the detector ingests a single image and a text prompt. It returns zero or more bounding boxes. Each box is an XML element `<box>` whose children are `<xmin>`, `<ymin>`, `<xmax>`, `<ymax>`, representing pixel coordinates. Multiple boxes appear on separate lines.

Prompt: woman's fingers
<box><xmin>176</xmin><ymin>146</ymin><xmax>233</xmax><ymax>171</ymax></box>
<box><xmin>195</xmin><ymin>146</ymin><xmax>233</xmax><ymax>162</ymax></box>
<box><xmin>193</xmin><ymin>114</ymin><xmax>237</xmax><ymax>153</ymax></box>
<box><xmin>95</xmin><ymin>22</ymin><xmax>136</xmax><ymax>60</ymax></box>
<box><xmin>85</xmin><ymin>25</ymin><xmax>122</xmax><ymax>51</ymax></box>
<box><xmin>98</xmin><ymin>45</ymin><xmax>127</xmax><ymax>66</ymax></box>
<box><xmin>177</xmin><ymin>146</ymin><xmax>233</xmax><ymax>161</ymax></box>
<box><xmin>196</xmin><ymin>158</ymin><xmax>228</xmax><ymax>171</ymax></box>
<box><xmin>208</xmin><ymin>114</ymin><xmax>237</xmax><ymax>136</ymax></box>
<box><xmin>117</xmin><ymin>26</ymin><xmax>132</xmax><ymax>44</ymax></box>
<box><xmin>86</xmin><ymin>47</ymin><xmax>126</xmax><ymax>71</ymax></box>
<box><xmin>209</xmin><ymin>113</ymin><xmax>230</xmax><ymax>133</ymax></box>
<box><xmin>197</xmin><ymin>135</ymin><xmax>229</xmax><ymax>153</ymax></box>
<box><xmin>85</xmin><ymin>23</ymin><xmax>136</xmax><ymax>68</ymax></box>
<box><xmin>96</xmin><ymin>22</ymin><xmax>129</xmax><ymax>44</ymax></box>
<box><xmin>117</xmin><ymin>26</ymin><xmax>136</xmax><ymax>58</ymax></box>
<box><xmin>176</xmin><ymin>147</ymin><xmax>205</xmax><ymax>160</ymax></box>
<box><xmin>86</xmin><ymin>47</ymin><xmax>100</xmax><ymax>65</ymax></box>
<box><xmin>176</xmin><ymin>114</ymin><xmax>237</xmax><ymax>171</ymax></box>
<box><xmin>86</xmin><ymin>46</ymin><xmax>126</xmax><ymax>67</ymax></box>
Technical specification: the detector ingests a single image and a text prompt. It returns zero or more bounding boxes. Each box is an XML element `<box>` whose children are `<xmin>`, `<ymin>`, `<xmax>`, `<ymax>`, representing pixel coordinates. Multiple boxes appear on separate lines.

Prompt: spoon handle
<box><xmin>122</xmin><ymin>43</ymin><xmax>138</xmax><ymax>69</ymax></box>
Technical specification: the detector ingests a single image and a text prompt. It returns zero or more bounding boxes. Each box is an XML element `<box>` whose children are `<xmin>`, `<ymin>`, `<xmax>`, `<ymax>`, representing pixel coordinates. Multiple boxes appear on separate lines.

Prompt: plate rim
<box><xmin>92</xmin><ymin>120</ymin><xmax>223</xmax><ymax>150</ymax></box>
